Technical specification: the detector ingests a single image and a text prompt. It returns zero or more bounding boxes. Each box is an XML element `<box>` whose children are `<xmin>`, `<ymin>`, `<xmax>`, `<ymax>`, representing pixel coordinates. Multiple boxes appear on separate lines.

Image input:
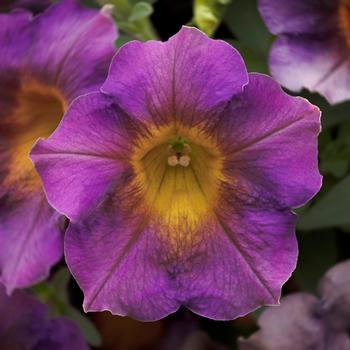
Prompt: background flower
<box><xmin>258</xmin><ymin>0</ymin><xmax>350</xmax><ymax>104</ymax></box>
<box><xmin>0</xmin><ymin>285</ymin><xmax>88</xmax><ymax>350</ymax></box>
<box><xmin>32</xmin><ymin>26</ymin><xmax>321</xmax><ymax>321</ymax></box>
<box><xmin>0</xmin><ymin>0</ymin><xmax>117</xmax><ymax>293</ymax></box>
<box><xmin>239</xmin><ymin>260</ymin><xmax>350</xmax><ymax>350</ymax></box>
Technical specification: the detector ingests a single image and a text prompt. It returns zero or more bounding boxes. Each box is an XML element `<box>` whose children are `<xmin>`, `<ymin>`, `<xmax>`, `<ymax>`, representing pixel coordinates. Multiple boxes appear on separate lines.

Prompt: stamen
<box><xmin>168</xmin><ymin>155</ymin><xmax>179</xmax><ymax>167</ymax></box>
<box><xmin>179</xmin><ymin>155</ymin><xmax>191</xmax><ymax>167</ymax></box>
<box><xmin>167</xmin><ymin>137</ymin><xmax>192</xmax><ymax>167</ymax></box>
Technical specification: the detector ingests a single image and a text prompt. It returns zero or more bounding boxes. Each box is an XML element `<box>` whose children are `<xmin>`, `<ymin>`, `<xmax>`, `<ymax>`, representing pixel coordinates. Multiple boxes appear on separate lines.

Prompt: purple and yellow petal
<box><xmin>65</xmin><ymin>206</ymin><xmax>179</xmax><ymax>321</ymax></box>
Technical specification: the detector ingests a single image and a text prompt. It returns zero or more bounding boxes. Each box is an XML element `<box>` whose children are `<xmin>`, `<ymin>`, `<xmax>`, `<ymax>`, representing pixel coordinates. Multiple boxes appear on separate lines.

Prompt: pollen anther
<box><xmin>168</xmin><ymin>155</ymin><xmax>179</xmax><ymax>167</ymax></box>
<box><xmin>167</xmin><ymin>139</ymin><xmax>192</xmax><ymax>167</ymax></box>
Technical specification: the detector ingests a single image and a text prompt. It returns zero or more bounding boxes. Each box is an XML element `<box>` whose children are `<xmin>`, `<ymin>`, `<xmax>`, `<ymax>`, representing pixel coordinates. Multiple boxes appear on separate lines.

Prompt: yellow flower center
<box><xmin>3</xmin><ymin>79</ymin><xmax>66</xmax><ymax>196</ymax></box>
<box><xmin>132</xmin><ymin>124</ymin><xmax>225</xmax><ymax>232</ymax></box>
<box><xmin>338</xmin><ymin>0</ymin><xmax>350</xmax><ymax>49</ymax></box>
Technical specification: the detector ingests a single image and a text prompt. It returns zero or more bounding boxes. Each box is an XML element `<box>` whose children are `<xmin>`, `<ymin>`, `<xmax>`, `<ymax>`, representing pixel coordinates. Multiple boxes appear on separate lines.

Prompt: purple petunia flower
<box><xmin>258</xmin><ymin>0</ymin><xmax>350</xmax><ymax>104</ymax></box>
<box><xmin>0</xmin><ymin>0</ymin><xmax>117</xmax><ymax>293</ymax></box>
<box><xmin>239</xmin><ymin>260</ymin><xmax>350</xmax><ymax>350</ymax></box>
<box><xmin>0</xmin><ymin>285</ymin><xmax>88</xmax><ymax>350</ymax></box>
<box><xmin>31</xmin><ymin>26</ymin><xmax>321</xmax><ymax>321</ymax></box>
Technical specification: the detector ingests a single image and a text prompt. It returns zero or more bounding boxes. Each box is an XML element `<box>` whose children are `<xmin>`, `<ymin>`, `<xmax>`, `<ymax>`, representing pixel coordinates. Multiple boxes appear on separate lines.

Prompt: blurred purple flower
<box><xmin>0</xmin><ymin>0</ymin><xmax>117</xmax><ymax>293</ymax></box>
<box><xmin>0</xmin><ymin>285</ymin><xmax>88</xmax><ymax>350</ymax></box>
<box><xmin>156</xmin><ymin>313</ymin><xmax>227</xmax><ymax>350</ymax></box>
<box><xmin>0</xmin><ymin>0</ymin><xmax>51</xmax><ymax>14</ymax></box>
<box><xmin>259</xmin><ymin>0</ymin><xmax>350</xmax><ymax>104</ymax></box>
<box><xmin>31</xmin><ymin>26</ymin><xmax>321</xmax><ymax>321</ymax></box>
<box><xmin>239</xmin><ymin>260</ymin><xmax>350</xmax><ymax>350</ymax></box>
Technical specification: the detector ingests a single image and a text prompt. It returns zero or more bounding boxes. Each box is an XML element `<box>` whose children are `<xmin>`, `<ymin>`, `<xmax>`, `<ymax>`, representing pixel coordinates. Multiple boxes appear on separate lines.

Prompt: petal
<box><xmin>0</xmin><ymin>10</ymin><xmax>31</xmax><ymax>70</ymax></box>
<box><xmin>0</xmin><ymin>193</ymin><xmax>63</xmax><ymax>293</ymax></box>
<box><xmin>27</xmin><ymin>0</ymin><xmax>117</xmax><ymax>100</ymax></box>
<box><xmin>35</xmin><ymin>318</ymin><xmax>89</xmax><ymax>350</ymax></box>
<box><xmin>101</xmin><ymin>26</ymin><xmax>248</xmax><ymax>125</ymax></box>
<box><xmin>0</xmin><ymin>286</ymin><xmax>47</xmax><ymax>349</ymax></box>
<box><xmin>239</xmin><ymin>293</ymin><xmax>324</xmax><ymax>350</ymax></box>
<box><xmin>318</xmin><ymin>260</ymin><xmax>350</xmax><ymax>332</ymax></box>
<box><xmin>0</xmin><ymin>286</ymin><xmax>88</xmax><ymax>349</ymax></box>
<box><xmin>258</xmin><ymin>0</ymin><xmax>336</xmax><ymax>35</ymax></box>
<box><xmin>269</xmin><ymin>35</ymin><xmax>350</xmax><ymax>104</ymax></box>
<box><xmin>65</xmin><ymin>200</ymin><xmax>180</xmax><ymax>321</ymax></box>
<box><xmin>181</xmin><ymin>208</ymin><xmax>298</xmax><ymax>320</ymax></box>
<box><xmin>31</xmin><ymin>92</ymin><xmax>133</xmax><ymax>221</ymax></box>
<box><xmin>217</xmin><ymin>73</ymin><xmax>321</xmax><ymax>209</ymax></box>
<box><xmin>65</xmin><ymin>183</ymin><xmax>297</xmax><ymax>320</ymax></box>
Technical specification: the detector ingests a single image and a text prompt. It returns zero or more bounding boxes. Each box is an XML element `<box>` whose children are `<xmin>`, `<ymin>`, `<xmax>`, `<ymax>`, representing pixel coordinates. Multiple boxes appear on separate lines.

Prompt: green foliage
<box><xmin>97</xmin><ymin>0</ymin><xmax>158</xmax><ymax>41</ymax></box>
<box><xmin>295</xmin><ymin>231</ymin><xmax>338</xmax><ymax>292</ymax></box>
<box><xmin>299</xmin><ymin>175</ymin><xmax>350</xmax><ymax>230</ymax></box>
<box><xmin>224</xmin><ymin>0</ymin><xmax>273</xmax><ymax>58</ymax></box>
<box><xmin>192</xmin><ymin>0</ymin><xmax>232</xmax><ymax>36</ymax></box>
<box><xmin>224</xmin><ymin>0</ymin><xmax>272</xmax><ymax>73</ymax></box>
<box><xmin>303</xmin><ymin>91</ymin><xmax>350</xmax><ymax>129</ymax></box>
<box><xmin>228</xmin><ymin>40</ymin><xmax>268</xmax><ymax>73</ymax></box>
<box><xmin>129</xmin><ymin>2</ymin><xmax>153</xmax><ymax>21</ymax></box>
<box><xmin>32</xmin><ymin>269</ymin><xmax>101</xmax><ymax>347</ymax></box>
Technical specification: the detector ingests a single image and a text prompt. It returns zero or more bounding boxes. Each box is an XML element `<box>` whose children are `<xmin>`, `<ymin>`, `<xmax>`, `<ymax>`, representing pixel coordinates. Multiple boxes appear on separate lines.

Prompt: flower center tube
<box><xmin>338</xmin><ymin>0</ymin><xmax>350</xmax><ymax>49</ymax></box>
<box><xmin>132</xmin><ymin>124</ymin><xmax>225</xmax><ymax>232</ymax></box>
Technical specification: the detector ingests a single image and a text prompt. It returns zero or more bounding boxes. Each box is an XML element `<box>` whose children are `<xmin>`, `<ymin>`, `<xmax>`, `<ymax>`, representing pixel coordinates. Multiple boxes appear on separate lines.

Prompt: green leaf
<box><xmin>224</xmin><ymin>0</ymin><xmax>273</xmax><ymax>57</ymax></box>
<box><xmin>65</xmin><ymin>306</ymin><xmax>102</xmax><ymax>347</ymax></box>
<box><xmin>32</xmin><ymin>268</ymin><xmax>101</xmax><ymax>347</ymax></box>
<box><xmin>116</xmin><ymin>34</ymin><xmax>135</xmax><ymax>47</ymax></box>
<box><xmin>227</xmin><ymin>40</ymin><xmax>268</xmax><ymax>73</ymax></box>
<box><xmin>50</xmin><ymin>268</ymin><xmax>71</xmax><ymax>301</ymax></box>
<box><xmin>298</xmin><ymin>175</ymin><xmax>350</xmax><ymax>230</ymax></box>
<box><xmin>193</xmin><ymin>0</ymin><xmax>231</xmax><ymax>36</ymax></box>
<box><xmin>294</xmin><ymin>230</ymin><xmax>338</xmax><ymax>292</ymax></box>
<box><xmin>129</xmin><ymin>2</ymin><xmax>153</xmax><ymax>22</ymax></box>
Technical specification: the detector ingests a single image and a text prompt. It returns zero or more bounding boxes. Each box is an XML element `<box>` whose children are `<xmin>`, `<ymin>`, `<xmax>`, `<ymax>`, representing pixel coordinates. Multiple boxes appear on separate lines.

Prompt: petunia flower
<box><xmin>0</xmin><ymin>285</ymin><xmax>88</xmax><ymax>350</ymax></box>
<box><xmin>239</xmin><ymin>260</ymin><xmax>350</xmax><ymax>350</ymax></box>
<box><xmin>31</xmin><ymin>26</ymin><xmax>321</xmax><ymax>321</ymax></box>
<box><xmin>0</xmin><ymin>0</ymin><xmax>117</xmax><ymax>293</ymax></box>
<box><xmin>258</xmin><ymin>0</ymin><xmax>350</xmax><ymax>104</ymax></box>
